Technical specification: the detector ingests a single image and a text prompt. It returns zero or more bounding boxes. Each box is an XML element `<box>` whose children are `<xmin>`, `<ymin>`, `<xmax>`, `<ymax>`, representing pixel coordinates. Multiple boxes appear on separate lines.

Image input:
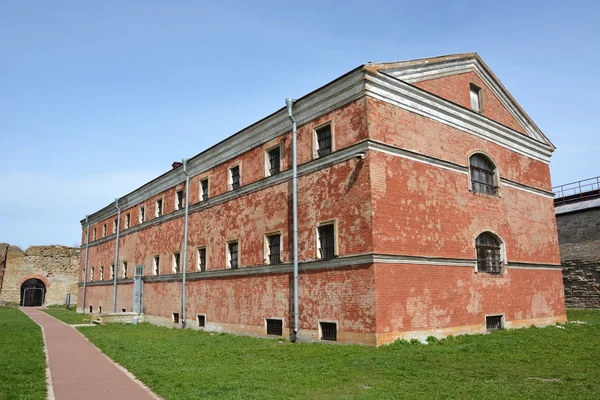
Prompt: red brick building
<box><xmin>79</xmin><ymin>53</ymin><xmax>566</xmax><ymax>345</ymax></box>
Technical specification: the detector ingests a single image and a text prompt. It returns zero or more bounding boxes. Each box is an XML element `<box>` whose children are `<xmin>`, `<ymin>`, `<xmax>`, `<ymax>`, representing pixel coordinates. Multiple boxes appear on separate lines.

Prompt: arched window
<box><xmin>476</xmin><ymin>233</ymin><xmax>502</xmax><ymax>275</ymax></box>
<box><xmin>469</xmin><ymin>154</ymin><xmax>497</xmax><ymax>195</ymax></box>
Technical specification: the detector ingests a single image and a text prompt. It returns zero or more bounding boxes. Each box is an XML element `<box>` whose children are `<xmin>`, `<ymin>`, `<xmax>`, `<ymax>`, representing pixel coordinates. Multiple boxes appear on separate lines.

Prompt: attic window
<box><xmin>175</xmin><ymin>190</ymin><xmax>183</xmax><ymax>210</ymax></box>
<box><xmin>156</xmin><ymin>198</ymin><xmax>163</xmax><ymax>217</ymax></box>
<box><xmin>315</xmin><ymin>124</ymin><xmax>333</xmax><ymax>158</ymax></box>
<box><xmin>139</xmin><ymin>205</ymin><xmax>145</xmax><ymax>223</ymax></box>
<box><xmin>470</xmin><ymin>83</ymin><xmax>482</xmax><ymax>113</ymax></box>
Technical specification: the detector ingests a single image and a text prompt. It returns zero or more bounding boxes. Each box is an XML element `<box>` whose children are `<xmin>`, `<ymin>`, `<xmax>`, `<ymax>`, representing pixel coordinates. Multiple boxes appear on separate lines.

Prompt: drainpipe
<box><xmin>181</xmin><ymin>158</ymin><xmax>190</xmax><ymax>328</ymax></box>
<box><xmin>81</xmin><ymin>216</ymin><xmax>90</xmax><ymax>314</ymax></box>
<box><xmin>285</xmin><ymin>98</ymin><xmax>299</xmax><ymax>342</ymax></box>
<box><xmin>112</xmin><ymin>198</ymin><xmax>121</xmax><ymax>313</ymax></box>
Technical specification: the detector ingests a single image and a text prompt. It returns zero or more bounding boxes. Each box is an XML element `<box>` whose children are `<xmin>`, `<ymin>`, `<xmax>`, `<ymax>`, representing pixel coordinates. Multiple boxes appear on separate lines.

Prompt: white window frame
<box><xmin>228</xmin><ymin>163</ymin><xmax>242</xmax><ymax>191</ymax></box>
<box><xmin>316</xmin><ymin>220</ymin><xmax>337</xmax><ymax>260</ymax></box>
<box><xmin>312</xmin><ymin>121</ymin><xmax>335</xmax><ymax>159</ymax></box>
<box><xmin>264</xmin><ymin>232</ymin><xmax>282</xmax><ymax>265</ymax></box>
<box><xmin>264</xmin><ymin>144</ymin><xmax>282</xmax><ymax>178</ymax></box>
<box><xmin>153</xmin><ymin>255</ymin><xmax>160</xmax><ymax>276</ymax></box>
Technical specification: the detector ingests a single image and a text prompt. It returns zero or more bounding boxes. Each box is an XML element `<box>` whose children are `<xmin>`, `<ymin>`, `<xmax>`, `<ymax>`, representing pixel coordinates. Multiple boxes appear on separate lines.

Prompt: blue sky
<box><xmin>1</xmin><ymin>1</ymin><xmax>598</xmax><ymax>248</ymax></box>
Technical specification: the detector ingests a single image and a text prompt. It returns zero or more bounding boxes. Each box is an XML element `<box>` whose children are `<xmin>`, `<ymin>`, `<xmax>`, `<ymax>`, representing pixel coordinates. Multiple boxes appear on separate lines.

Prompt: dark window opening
<box><xmin>173</xmin><ymin>252</ymin><xmax>181</xmax><ymax>274</ymax></box>
<box><xmin>316</xmin><ymin>124</ymin><xmax>332</xmax><ymax>157</ymax></box>
<box><xmin>470</xmin><ymin>154</ymin><xmax>497</xmax><ymax>195</ymax></box>
<box><xmin>476</xmin><ymin>233</ymin><xmax>502</xmax><ymax>275</ymax></box>
<box><xmin>228</xmin><ymin>242</ymin><xmax>239</xmax><ymax>269</ymax></box>
<box><xmin>113</xmin><ymin>219</ymin><xmax>118</xmax><ymax>233</ymax></box>
<box><xmin>267</xmin><ymin>147</ymin><xmax>281</xmax><ymax>175</ymax></box>
<box><xmin>99</xmin><ymin>306</ymin><xmax>102</xmax><ymax>313</ymax></box>
<box><xmin>200</xmin><ymin>179</ymin><xmax>209</xmax><ymax>201</ymax></box>
<box><xmin>197</xmin><ymin>314</ymin><xmax>206</xmax><ymax>327</ymax></box>
<box><xmin>230</xmin><ymin>166</ymin><xmax>240</xmax><ymax>190</ymax></box>
<box><xmin>140</xmin><ymin>206</ymin><xmax>145</xmax><ymax>223</ymax></box>
<box><xmin>153</xmin><ymin>256</ymin><xmax>160</xmax><ymax>275</ymax></box>
<box><xmin>156</xmin><ymin>199</ymin><xmax>163</xmax><ymax>217</ymax></box>
<box><xmin>121</xmin><ymin>308</ymin><xmax>126</xmax><ymax>313</ymax></box>
<box><xmin>320</xmin><ymin>321</ymin><xmax>337</xmax><ymax>341</ymax></box>
<box><xmin>486</xmin><ymin>315</ymin><xmax>504</xmax><ymax>331</ymax></box>
<box><xmin>268</xmin><ymin>235</ymin><xmax>281</xmax><ymax>264</ymax></box>
<box><xmin>318</xmin><ymin>224</ymin><xmax>335</xmax><ymax>260</ymax></box>
<box><xmin>89</xmin><ymin>305</ymin><xmax>92</xmax><ymax>313</ymax></box>
<box><xmin>20</xmin><ymin>278</ymin><xmax>45</xmax><ymax>307</ymax></box>
<box><xmin>123</xmin><ymin>261</ymin><xmax>128</xmax><ymax>278</ymax></box>
<box><xmin>173</xmin><ymin>312</ymin><xmax>179</xmax><ymax>324</ymax></box>
<box><xmin>266</xmin><ymin>319</ymin><xmax>283</xmax><ymax>336</ymax></box>
<box><xmin>198</xmin><ymin>248</ymin><xmax>206</xmax><ymax>271</ymax></box>
<box><xmin>176</xmin><ymin>190</ymin><xmax>183</xmax><ymax>210</ymax></box>
<box><xmin>103</xmin><ymin>224</ymin><xmax>107</xmax><ymax>237</ymax></box>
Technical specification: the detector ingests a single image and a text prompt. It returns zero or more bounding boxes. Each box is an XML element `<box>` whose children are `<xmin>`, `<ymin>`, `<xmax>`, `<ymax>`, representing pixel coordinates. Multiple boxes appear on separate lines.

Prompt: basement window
<box><xmin>93</xmin><ymin>228</ymin><xmax>97</xmax><ymax>240</ymax></box>
<box><xmin>197</xmin><ymin>314</ymin><xmax>206</xmax><ymax>327</ymax></box>
<box><xmin>227</xmin><ymin>241</ymin><xmax>239</xmax><ymax>269</ymax></box>
<box><xmin>197</xmin><ymin>247</ymin><xmax>207</xmax><ymax>272</ymax></box>
<box><xmin>139</xmin><ymin>205</ymin><xmax>145</xmax><ymax>223</ymax></box>
<box><xmin>229</xmin><ymin>165</ymin><xmax>241</xmax><ymax>190</ymax></box>
<box><xmin>100</xmin><ymin>266</ymin><xmax>104</xmax><ymax>281</ymax></box>
<box><xmin>315</xmin><ymin>124</ymin><xmax>333</xmax><ymax>158</ymax></box>
<box><xmin>90</xmin><ymin>267</ymin><xmax>95</xmax><ymax>282</ymax></box>
<box><xmin>99</xmin><ymin>306</ymin><xmax>102</xmax><ymax>313</ymax></box>
<box><xmin>265</xmin><ymin>145</ymin><xmax>281</xmax><ymax>177</ymax></box>
<box><xmin>200</xmin><ymin>178</ymin><xmax>209</xmax><ymax>201</ymax></box>
<box><xmin>89</xmin><ymin>305</ymin><xmax>92</xmax><ymax>313</ymax></box>
<box><xmin>470</xmin><ymin>83</ymin><xmax>483</xmax><ymax>113</ymax></box>
<box><xmin>103</xmin><ymin>224</ymin><xmax>107</xmax><ymax>237</ymax></box>
<box><xmin>156</xmin><ymin>198</ymin><xmax>163</xmax><ymax>217</ymax></box>
<box><xmin>320</xmin><ymin>321</ymin><xmax>337</xmax><ymax>341</ymax></box>
<box><xmin>172</xmin><ymin>312</ymin><xmax>180</xmax><ymax>324</ymax></box>
<box><xmin>122</xmin><ymin>261</ymin><xmax>128</xmax><ymax>278</ymax></box>
<box><xmin>486</xmin><ymin>315</ymin><xmax>504</xmax><ymax>331</ymax></box>
<box><xmin>476</xmin><ymin>232</ymin><xmax>503</xmax><ymax>275</ymax></box>
<box><xmin>317</xmin><ymin>223</ymin><xmax>335</xmax><ymax>260</ymax></box>
<box><xmin>153</xmin><ymin>256</ymin><xmax>160</xmax><ymax>275</ymax></box>
<box><xmin>265</xmin><ymin>234</ymin><xmax>281</xmax><ymax>265</ymax></box>
<box><xmin>266</xmin><ymin>319</ymin><xmax>283</xmax><ymax>336</ymax></box>
<box><xmin>121</xmin><ymin>308</ymin><xmax>126</xmax><ymax>313</ymax></box>
<box><xmin>173</xmin><ymin>252</ymin><xmax>181</xmax><ymax>274</ymax></box>
<box><xmin>175</xmin><ymin>190</ymin><xmax>183</xmax><ymax>210</ymax></box>
<box><xmin>125</xmin><ymin>213</ymin><xmax>130</xmax><ymax>229</ymax></box>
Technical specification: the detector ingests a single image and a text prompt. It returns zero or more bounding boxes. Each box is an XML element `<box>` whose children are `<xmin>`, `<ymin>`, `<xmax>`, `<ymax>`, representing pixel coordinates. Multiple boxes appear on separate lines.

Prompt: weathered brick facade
<box><xmin>79</xmin><ymin>54</ymin><xmax>565</xmax><ymax>345</ymax></box>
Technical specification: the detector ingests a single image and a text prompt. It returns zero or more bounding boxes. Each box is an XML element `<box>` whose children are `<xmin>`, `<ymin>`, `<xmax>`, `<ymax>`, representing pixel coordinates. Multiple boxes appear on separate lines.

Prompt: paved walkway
<box><xmin>21</xmin><ymin>307</ymin><xmax>159</xmax><ymax>400</ymax></box>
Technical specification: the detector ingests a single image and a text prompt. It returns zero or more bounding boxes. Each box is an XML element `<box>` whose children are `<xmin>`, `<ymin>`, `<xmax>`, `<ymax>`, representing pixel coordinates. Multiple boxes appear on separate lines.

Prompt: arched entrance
<box><xmin>20</xmin><ymin>278</ymin><xmax>46</xmax><ymax>306</ymax></box>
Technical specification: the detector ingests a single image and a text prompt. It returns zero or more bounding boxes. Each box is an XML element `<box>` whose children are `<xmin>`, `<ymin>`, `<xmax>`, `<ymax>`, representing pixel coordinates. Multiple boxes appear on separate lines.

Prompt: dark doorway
<box><xmin>20</xmin><ymin>279</ymin><xmax>46</xmax><ymax>307</ymax></box>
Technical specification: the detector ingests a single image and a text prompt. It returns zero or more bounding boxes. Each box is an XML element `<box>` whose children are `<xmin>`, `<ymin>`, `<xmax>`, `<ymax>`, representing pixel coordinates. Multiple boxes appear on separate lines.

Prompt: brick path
<box><xmin>21</xmin><ymin>307</ymin><xmax>159</xmax><ymax>400</ymax></box>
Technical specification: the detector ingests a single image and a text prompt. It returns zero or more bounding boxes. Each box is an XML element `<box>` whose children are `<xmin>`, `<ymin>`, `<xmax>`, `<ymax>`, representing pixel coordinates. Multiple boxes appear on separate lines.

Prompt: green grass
<box><xmin>0</xmin><ymin>307</ymin><xmax>46</xmax><ymax>400</ymax></box>
<box><xmin>42</xmin><ymin>308</ymin><xmax>91</xmax><ymax>325</ymax></box>
<box><xmin>77</xmin><ymin>309</ymin><xmax>600</xmax><ymax>399</ymax></box>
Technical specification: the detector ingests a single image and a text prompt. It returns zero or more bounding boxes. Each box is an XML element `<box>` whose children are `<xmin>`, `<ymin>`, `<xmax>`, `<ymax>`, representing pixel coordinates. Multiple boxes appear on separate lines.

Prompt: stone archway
<box><xmin>20</xmin><ymin>278</ymin><xmax>46</xmax><ymax>306</ymax></box>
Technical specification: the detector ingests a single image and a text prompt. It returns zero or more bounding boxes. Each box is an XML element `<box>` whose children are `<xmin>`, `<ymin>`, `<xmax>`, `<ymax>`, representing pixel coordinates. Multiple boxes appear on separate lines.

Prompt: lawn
<box><xmin>0</xmin><ymin>307</ymin><xmax>46</xmax><ymax>400</ymax></box>
<box><xmin>42</xmin><ymin>307</ymin><xmax>91</xmax><ymax>325</ymax></box>
<box><xmin>78</xmin><ymin>310</ymin><xmax>600</xmax><ymax>400</ymax></box>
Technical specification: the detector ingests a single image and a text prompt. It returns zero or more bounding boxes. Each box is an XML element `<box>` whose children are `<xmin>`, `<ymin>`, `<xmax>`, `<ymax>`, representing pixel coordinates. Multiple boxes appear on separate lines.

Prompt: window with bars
<box><xmin>156</xmin><ymin>199</ymin><xmax>163</xmax><ymax>217</ymax></box>
<box><xmin>229</xmin><ymin>166</ymin><xmax>241</xmax><ymax>190</ymax></box>
<box><xmin>90</xmin><ymin>267</ymin><xmax>95</xmax><ymax>282</ymax></box>
<box><xmin>320</xmin><ymin>321</ymin><xmax>337</xmax><ymax>341</ymax></box>
<box><xmin>200</xmin><ymin>178</ymin><xmax>209</xmax><ymax>201</ymax></box>
<box><xmin>265</xmin><ymin>234</ymin><xmax>281</xmax><ymax>265</ymax></box>
<box><xmin>315</xmin><ymin>124</ymin><xmax>332</xmax><ymax>157</ymax></box>
<box><xmin>266</xmin><ymin>146</ymin><xmax>281</xmax><ymax>176</ymax></box>
<box><xmin>173</xmin><ymin>252</ymin><xmax>181</xmax><ymax>274</ymax></box>
<box><xmin>266</xmin><ymin>319</ymin><xmax>283</xmax><ymax>336</ymax></box>
<box><xmin>153</xmin><ymin>256</ymin><xmax>160</xmax><ymax>275</ymax></box>
<box><xmin>470</xmin><ymin>154</ymin><xmax>497</xmax><ymax>195</ymax></box>
<box><xmin>486</xmin><ymin>315</ymin><xmax>504</xmax><ymax>331</ymax></box>
<box><xmin>122</xmin><ymin>261</ymin><xmax>128</xmax><ymax>278</ymax></box>
<box><xmin>110</xmin><ymin>264</ymin><xmax>115</xmax><ymax>279</ymax></box>
<box><xmin>125</xmin><ymin>213</ymin><xmax>130</xmax><ymax>229</ymax></box>
<box><xmin>197</xmin><ymin>247</ymin><xmax>206</xmax><ymax>271</ymax></box>
<box><xmin>318</xmin><ymin>224</ymin><xmax>335</xmax><ymax>260</ymax></box>
<box><xmin>470</xmin><ymin>83</ymin><xmax>482</xmax><ymax>112</ymax></box>
<box><xmin>476</xmin><ymin>233</ymin><xmax>503</xmax><ymax>275</ymax></box>
<box><xmin>228</xmin><ymin>241</ymin><xmax>239</xmax><ymax>269</ymax></box>
<box><xmin>175</xmin><ymin>190</ymin><xmax>183</xmax><ymax>210</ymax></box>
<box><xmin>139</xmin><ymin>206</ymin><xmax>145</xmax><ymax>223</ymax></box>
<box><xmin>100</xmin><ymin>266</ymin><xmax>104</xmax><ymax>281</ymax></box>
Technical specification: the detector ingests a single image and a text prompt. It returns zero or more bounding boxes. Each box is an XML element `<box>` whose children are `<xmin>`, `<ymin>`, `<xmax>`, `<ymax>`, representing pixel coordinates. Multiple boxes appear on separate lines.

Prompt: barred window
<box><xmin>200</xmin><ymin>179</ymin><xmax>209</xmax><ymax>201</ymax></box>
<box><xmin>476</xmin><ymin>233</ymin><xmax>502</xmax><ymax>275</ymax></box>
<box><xmin>315</xmin><ymin>124</ymin><xmax>332</xmax><ymax>157</ymax></box>
<box><xmin>175</xmin><ymin>190</ymin><xmax>183</xmax><ymax>210</ymax></box>
<box><xmin>266</xmin><ymin>147</ymin><xmax>281</xmax><ymax>176</ymax></box>
<box><xmin>470</xmin><ymin>154</ymin><xmax>497</xmax><ymax>195</ymax></box>
<box><xmin>228</xmin><ymin>241</ymin><xmax>239</xmax><ymax>269</ymax></box>
<box><xmin>197</xmin><ymin>247</ymin><xmax>206</xmax><ymax>271</ymax></box>
<box><xmin>229</xmin><ymin>166</ymin><xmax>241</xmax><ymax>190</ymax></box>
<box><xmin>318</xmin><ymin>224</ymin><xmax>335</xmax><ymax>260</ymax></box>
<box><xmin>266</xmin><ymin>234</ymin><xmax>281</xmax><ymax>264</ymax></box>
<box><xmin>156</xmin><ymin>199</ymin><xmax>163</xmax><ymax>217</ymax></box>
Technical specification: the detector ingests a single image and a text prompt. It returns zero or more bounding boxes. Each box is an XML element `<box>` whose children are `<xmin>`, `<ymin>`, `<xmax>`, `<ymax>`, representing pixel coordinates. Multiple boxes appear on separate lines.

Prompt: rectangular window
<box><xmin>93</xmin><ymin>228</ymin><xmax>97</xmax><ymax>241</ymax></box>
<box><xmin>113</xmin><ymin>219</ymin><xmax>118</xmax><ymax>234</ymax></box>
<box><xmin>110</xmin><ymin>264</ymin><xmax>114</xmax><ymax>279</ymax></box>
<box><xmin>228</xmin><ymin>241</ymin><xmax>239</xmax><ymax>269</ymax></box>
<box><xmin>125</xmin><ymin>213</ymin><xmax>130</xmax><ymax>229</ymax></box>
<box><xmin>90</xmin><ymin>267</ymin><xmax>95</xmax><ymax>282</ymax></box>
<box><xmin>155</xmin><ymin>198</ymin><xmax>163</xmax><ymax>217</ymax></box>
<box><xmin>197</xmin><ymin>247</ymin><xmax>207</xmax><ymax>272</ymax></box>
<box><xmin>122</xmin><ymin>261</ymin><xmax>128</xmax><ymax>279</ymax></box>
<box><xmin>317</xmin><ymin>223</ymin><xmax>335</xmax><ymax>260</ymax></box>
<box><xmin>266</xmin><ymin>319</ymin><xmax>283</xmax><ymax>336</ymax></box>
<box><xmin>266</xmin><ymin>146</ymin><xmax>281</xmax><ymax>176</ymax></box>
<box><xmin>320</xmin><ymin>321</ymin><xmax>337</xmax><ymax>341</ymax></box>
<box><xmin>153</xmin><ymin>256</ymin><xmax>160</xmax><ymax>275</ymax></box>
<box><xmin>172</xmin><ymin>312</ymin><xmax>180</xmax><ymax>324</ymax></box>
<box><xmin>265</xmin><ymin>234</ymin><xmax>281</xmax><ymax>265</ymax></box>
<box><xmin>470</xmin><ymin>83</ymin><xmax>482</xmax><ymax>112</ymax></box>
<box><xmin>175</xmin><ymin>190</ymin><xmax>183</xmax><ymax>210</ymax></box>
<box><xmin>99</xmin><ymin>306</ymin><xmax>102</xmax><ymax>313</ymax></box>
<box><xmin>486</xmin><ymin>315</ymin><xmax>504</xmax><ymax>331</ymax></box>
<box><xmin>200</xmin><ymin>178</ymin><xmax>209</xmax><ymax>201</ymax></box>
<box><xmin>315</xmin><ymin>124</ymin><xmax>332</xmax><ymax>157</ymax></box>
<box><xmin>103</xmin><ymin>224</ymin><xmax>107</xmax><ymax>237</ymax></box>
<box><xmin>139</xmin><ymin>205</ymin><xmax>145</xmax><ymax>223</ymax></box>
<box><xmin>173</xmin><ymin>252</ymin><xmax>181</xmax><ymax>274</ymax></box>
<box><xmin>100</xmin><ymin>266</ymin><xmax>104</xmax><ymax>281</ymax></box>
<box><xmin>229</xmin><ymin>165</ymin><xmax>241</xmax><ymax>190</ymax></box>
<box><xmin>89</xmin><ymin>305</ymin><xmax>93</xmax><ymax>313</ymax></box>
<box><xmin>197</xmin><ymin>314</ymin><xmax>206</xmax><ymax>327</ymax></box>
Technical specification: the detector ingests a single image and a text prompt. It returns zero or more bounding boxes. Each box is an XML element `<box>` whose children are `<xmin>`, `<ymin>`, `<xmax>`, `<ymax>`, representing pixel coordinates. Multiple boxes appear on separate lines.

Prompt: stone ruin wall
<box><xmin>0</xmin><ymin>243</ymin><xmax>80</xmax><ymax>306</ymax></box>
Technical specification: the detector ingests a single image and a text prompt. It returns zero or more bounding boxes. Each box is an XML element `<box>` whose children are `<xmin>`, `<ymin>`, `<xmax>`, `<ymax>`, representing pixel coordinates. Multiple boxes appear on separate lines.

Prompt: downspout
<box><xmin>181</xmin><ymin>158</ymin><xmax>190</xmax><ymax>328</ymax></box>
<box><xmin>112</xmin><ymin>198</ymin><xmax>121</xmax><ymax>313</ymax></box>
<box><xmin>285</xmin><ymin>98</ymin><xmax>299</xmax><ymax>341</ymax></box>
<box><xmin>81</xmin><ymin>216</ymin><xmax>90</xmax><ymax>314</ymax></box>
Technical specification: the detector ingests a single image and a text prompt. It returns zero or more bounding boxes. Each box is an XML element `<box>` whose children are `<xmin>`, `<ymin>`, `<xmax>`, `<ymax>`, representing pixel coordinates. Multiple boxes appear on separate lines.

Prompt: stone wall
<box><xmin>0</xmin><ymin>245</ymin><xmax>80</xmax><ymax>306</ymax></box>
<box><xmin>557</xmin><ymin>208</ymin><xmax>600</xmax><ymax>308</ymax></box>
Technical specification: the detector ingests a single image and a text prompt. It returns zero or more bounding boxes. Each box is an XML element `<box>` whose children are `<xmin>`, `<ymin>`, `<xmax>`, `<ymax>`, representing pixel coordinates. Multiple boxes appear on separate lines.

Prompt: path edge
<box><xmin>19</xmin><ymin>308</ymin><xmax>55</xmax><ymax>400</ymax></box>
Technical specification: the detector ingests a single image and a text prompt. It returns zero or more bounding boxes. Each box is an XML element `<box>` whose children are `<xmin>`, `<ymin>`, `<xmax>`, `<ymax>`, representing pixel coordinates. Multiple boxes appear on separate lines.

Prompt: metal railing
<box><xmin>553</xmin><ymin>176</ymin><xmax>600</xmax><ymax>205</ymax></box>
